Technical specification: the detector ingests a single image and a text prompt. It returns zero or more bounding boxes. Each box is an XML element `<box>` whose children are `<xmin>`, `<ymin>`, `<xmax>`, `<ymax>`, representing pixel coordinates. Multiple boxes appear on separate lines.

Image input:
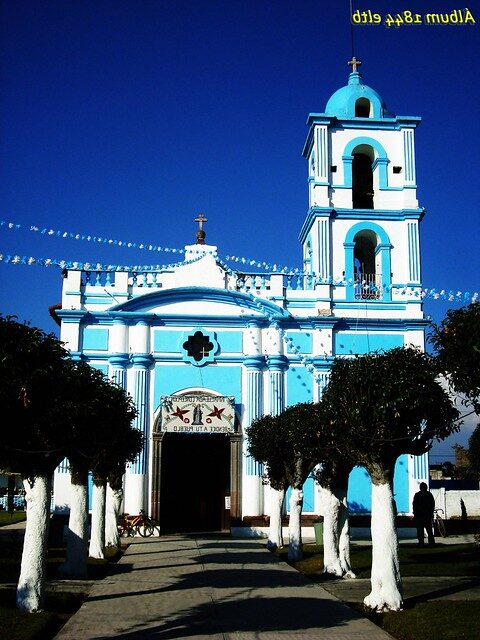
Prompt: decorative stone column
<box><xmin>124</xmin><ymin>321</ymin><xmax>152</xmax><ymax>514</ymax></box>
<box><xmin>266</xmin><ymin>355</ymin><xmax>288</xmax><ymax>417</ymax></box>
<box><xmin>242</xmin><ymin>321</ymin><xmax>265</xmax><ymax>516</ymax></box>
<box><xmin>109</xmin><ymin>353</ymin><xmax>129</xmax><ymax>389</ymax></box>
<box><xmin>109</xmin><ymin>318</ymin><xmax>129</xmax><ymax>388</ymax></box>
<box><xmin>265</xmin><ymin>343</ymin><xmax>288</xmax><ymax>521</ymax></box>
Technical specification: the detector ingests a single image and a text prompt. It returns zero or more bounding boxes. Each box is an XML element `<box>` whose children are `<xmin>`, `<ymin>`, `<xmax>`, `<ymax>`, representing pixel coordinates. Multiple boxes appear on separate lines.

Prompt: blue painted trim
<box><xmin>334</xmin><ymin>332</ymin><xmax>404</xmax><ymax>355</ymax></box>
<box><xmin>342</xmin><ymin>136</ymin><xmax>389</xmax><ymax>189</ymax></box>
<box><xmin>266</xmin><ymin>355</ymin><xmax>289</xmax><ymax>371</ymax></box>
<box><xmin>333</xmin><ymin>302</ymin><xmax>408</xmax><ymax>311</ymax></box>
<box><xmin>83</xmin><ymin>296</ymin><xmax>116</xmax><ymax>304</ymax></box>
<box><xmin>131</xmin><ymin>353</ymin><xmax>154</xmax><ymax>368</ymax></box>
<box><xmin>56</xmin><ymin>309</ymin><xmax>89</xmax><ymax>322</ymax></box>
<box><xmin>243</xmin><ymin>355</ymin><xmax>266</xmax><ymax>370</ymax></box>
<box><xmin>332</xmin><ymin>318</ymin><xmax>429</xmax><ymax>331</ymax></box>
<box><xmin>83</xmin><ymin>327</ymin><xmax>109</xmax><ymax>351</ymax></box>
<box><xmin>344</xmin><ymin>221</ymin><xmax>390</xmax><ymax>247</ymax></box>
<box><xmin>109</xmin><ymin>286</ymin><xmax>291</xmax><ymax>317</ymax></box>
<box><xmin>108</xmin><ymin>353</ymin><xmax>130</xmax><ymax>367</ymax></box>
<box><xmin>285</xmin><ymin>301</ymin><xmax>316</xmax><ymax>309</ymax></box>
<box><xmin>299</xmin><ymin>207</ymin><xmax>424</xmax><ymax>244</ymax></box>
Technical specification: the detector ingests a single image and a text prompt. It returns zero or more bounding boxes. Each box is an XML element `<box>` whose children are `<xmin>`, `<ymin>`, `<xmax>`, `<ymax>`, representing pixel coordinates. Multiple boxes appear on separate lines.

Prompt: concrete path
<box><xmin>54</xmin><ymin>534</ymin><xmax>394</xmax><ymax>640</ymax></box>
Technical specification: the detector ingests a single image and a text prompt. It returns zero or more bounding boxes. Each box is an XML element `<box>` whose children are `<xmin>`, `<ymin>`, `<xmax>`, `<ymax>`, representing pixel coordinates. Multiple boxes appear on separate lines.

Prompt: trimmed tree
<box><xmin>59</xmin><ymin>363</ymin><xmax>110</xmax><ymax>578</ymax></box>
<box><xmin>312</xmin><ymin>400</ymin><xmax>356</xmax><ymax>578</ymax></box>
<box><xmin>89</xmin><ymin>396</ymin><xmax>142</xmax><ymax>558</ymax></box>
<box><xmin>61</xmin><ymin>367</ymin><xmax>142</xmax><ymax>573</ymax></box>
<box><xmin>315</xmin><ymin>458</ymin><xmax>356</xmax><ymax>579</ymax></box>
<box><xmin>105</xmin><ymin>464</ymin><xmax>127</xmax><ymax>548</ymax></box>
<box><xmin>431</xmin><ymin>302</ymin><xmax>480</xmax><ymax>413</ymax></box>
<box><xmin>0</xmin><ymin>316</ymin><xmax>74</xmax><ymax>611</ymax></box>
<box><xmin>247</xmin><ymin>403</ymin><xmax>321</xmax><ymax>561</ymax></box>
<box><xmin>321</xmin><ymin>347</ymin><xmax>459</xmax><ymax>611</ymax></box>
<box><xmin>246</xmin><ymin>414</ymin><xmax>289</xmax><ymax>550</ymax></box>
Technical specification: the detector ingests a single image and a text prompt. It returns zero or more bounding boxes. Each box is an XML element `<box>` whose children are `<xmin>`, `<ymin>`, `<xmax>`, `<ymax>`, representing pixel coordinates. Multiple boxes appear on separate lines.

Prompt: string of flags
<box><xmin>1</xmin><ymin>217</ymin><xmax>305</xmax><ymax>272</ymax></box>
<box><xmin>0</xmin><ymin>218</ymin><xmax>477</xmax><ymax>303</ymax></box>
<box><xmin>0</xmin><ymin>251</ymin><xmax>205</xmax><ymax>273</ymax></box>
<box><xmin>0</xmin><ymin>248</ymin><xmax>477</xmax><ymax>304</ymax></box>
<box><xmin>0</xmin><ymin>219</ymin><xmax>185</xmax><ymax>255</ymax></box>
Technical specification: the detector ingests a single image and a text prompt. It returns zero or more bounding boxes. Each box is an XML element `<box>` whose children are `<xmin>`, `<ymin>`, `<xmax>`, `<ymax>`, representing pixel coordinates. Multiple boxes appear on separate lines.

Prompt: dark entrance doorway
<box><xmin>160</xmin><ymin>434</ymin><xmax>230</xmax><ymax>533</ymax></box>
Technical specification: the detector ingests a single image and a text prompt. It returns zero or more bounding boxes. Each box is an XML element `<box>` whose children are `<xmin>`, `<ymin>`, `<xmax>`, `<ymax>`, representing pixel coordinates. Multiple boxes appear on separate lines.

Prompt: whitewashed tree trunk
<box><xmin>267</xmin><ymin>486</ymin><xmax>285</xmax><ymax>550</ymax></box>
<box><xmin>17</xmin><ymin>475</ymin><xmax>51</xmax><ymax>612</ymax></box>
<box><xmin>321</xmin><ymin>485</ymin><xmax>355</xmax><ymax>578</ymax></box>
<box><xmin>105</xmin><ymin>483</ymin><xmax>123</xmax><ymax>548</ymax></box>
<box><xmin>287</xmin><ymin>487</ymin><xmax>303</xmax><ymax>561</ymax></box>
<box><xmin>59</xmin><ymin>479</ymin><xmax>88</xmax><ymax>578</ymax></box>
<box><xmin>364</xmin><ymin>481</ymin><xmax>403</xmax><ymax>611</ymax></box>
<box><xmin>338</xmin><ymin>507</ymin><xmax>355</xmax><ymax>579</ymax></box>
<box><xmin>89</xmin><ymin>482</ymin><xmax>106</xmax><ymax>559</ymax></box>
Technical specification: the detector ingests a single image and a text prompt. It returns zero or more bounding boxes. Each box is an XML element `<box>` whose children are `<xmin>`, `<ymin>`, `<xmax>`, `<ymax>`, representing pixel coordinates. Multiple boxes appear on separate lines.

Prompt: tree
<box><xmin>246</xmin><ymin>414</ymin><xmax>289</xmax><ymax>550</ymax></box>
<box><xmin>431</xmin><ymin>302</ymin><xmax>480</xmax><ymax>413</ymax></box>
<box><xmin>0</xmin><ymin>316</ymin><xmax>73</xmax><ymax>611</ymax></box>
<box><xmin>88</xmin><ymin>393</ymin><xmax>142</xmax><ymax>558</ymax></box>
<box><xmin>466</xmin><ymin>425</ymin><xmax>480</xmax><ymax>479</ymax></box>
<box><xmin>0</xmin><ymin>316</ymin><xmax>142</xmax><ymax>608</ymax></box>
<box><xmin>60</xmin><ymin>366</ymin><xmax>142</xmax><ymax>574</ymax></box>
<box><xmin>59</xmin><ymin>363</ymin><xmax>110</xmax><ymax>578</ymax></box>
<box><xmin>247</xmin><ymin>403</ymin><xmax>321</xmax><ymax>561</ymax></box>
<box><xmin>315</xmin><ymin>458</ymin><xmax>356</xmax><ymax>579</ymax></box>
<box><xmin>321</xmin><ymin>348</ymin><xmax>459</xmax><ymax>611</ymax></box>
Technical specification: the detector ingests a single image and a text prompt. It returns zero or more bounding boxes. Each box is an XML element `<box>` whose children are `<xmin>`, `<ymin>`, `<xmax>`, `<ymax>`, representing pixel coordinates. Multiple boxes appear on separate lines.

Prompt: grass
<box><xmin>0</xmin><ymin>511</ymin><xmax>27</xmax><ymax>527</ymax></box>
<box><xmin>372</xmin><ymin>602</ymin><xmax>479</xmax><ymax>640</ymax></box>
<box><xmin>0</xmin><ymin>522</ymin><xmax>125</xmax><ymax>640</ymax></box>
<box><xmin>281</xmin><ymin>542</ymin><xmax>479</xmax><ymax>578</ymax></box>
<box><xmin>279</xmin><ymin>542</ymin><xmax>480</xmax><ymax>640</ymax></box>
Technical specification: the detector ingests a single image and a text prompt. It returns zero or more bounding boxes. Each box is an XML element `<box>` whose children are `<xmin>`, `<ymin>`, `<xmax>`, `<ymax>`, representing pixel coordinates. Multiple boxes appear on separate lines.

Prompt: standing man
<box><xmin>412</xmin><ymin>482</ymin><xmax>435</xmax><ymax>546</ymax></box>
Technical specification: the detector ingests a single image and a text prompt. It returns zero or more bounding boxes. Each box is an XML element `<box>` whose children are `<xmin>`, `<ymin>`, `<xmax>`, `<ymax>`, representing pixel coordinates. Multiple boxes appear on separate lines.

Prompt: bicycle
<box><xmin>118</xmin><ymin>509</ymin><xmax>156</xmax><ymax>537</ymax></box>
<box><xmin>433</xmin><ymin>508</ymin><xmax>447</xmax><ymax>538</ymax></box>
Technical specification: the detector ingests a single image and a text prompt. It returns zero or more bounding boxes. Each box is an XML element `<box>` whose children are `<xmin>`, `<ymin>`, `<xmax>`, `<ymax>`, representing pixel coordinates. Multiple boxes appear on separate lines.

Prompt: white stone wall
<box><xmin>431</xmin><ymin>487</ymin><xmax>480</xmax><ymax>518</ymax></box>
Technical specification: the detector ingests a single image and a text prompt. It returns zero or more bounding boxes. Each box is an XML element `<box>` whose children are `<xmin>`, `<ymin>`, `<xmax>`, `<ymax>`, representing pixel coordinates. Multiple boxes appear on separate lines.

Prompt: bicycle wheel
<box><xmin>435</xmin><ymin>514</ymin><xmax>447</xmax><ymax>538</ymax></box>
<box><xmin>137</xmin><ymin>523</ymin><xmax>154</xmax><ymax>537</ymax></box>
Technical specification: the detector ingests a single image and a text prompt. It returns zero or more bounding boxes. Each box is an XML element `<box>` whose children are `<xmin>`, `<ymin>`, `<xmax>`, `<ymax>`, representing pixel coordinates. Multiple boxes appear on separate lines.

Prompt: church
<box><xmin>54</xmin><ymin>60</ymin><xmax>430</xmax><ymax>534</ymax></box>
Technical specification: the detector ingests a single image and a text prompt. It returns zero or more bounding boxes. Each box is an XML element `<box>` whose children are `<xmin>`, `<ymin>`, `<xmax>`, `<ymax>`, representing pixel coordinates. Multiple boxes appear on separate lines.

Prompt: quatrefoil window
<box><xmin>181</xmin><ymin>329</ymin><xmax>218</xmax><ymax>366</ymax></box>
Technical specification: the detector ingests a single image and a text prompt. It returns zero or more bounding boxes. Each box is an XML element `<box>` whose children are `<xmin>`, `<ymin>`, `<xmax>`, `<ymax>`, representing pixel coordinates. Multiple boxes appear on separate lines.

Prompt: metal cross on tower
<box><xmin>195</xmin><ymin>213</ymin><xmax>208</xmax><ymax>245</ymax></box>
<box><xmin>348</xmin><ymin>56</ymin><xmax>362</xmax><ymax>73</ymax></box>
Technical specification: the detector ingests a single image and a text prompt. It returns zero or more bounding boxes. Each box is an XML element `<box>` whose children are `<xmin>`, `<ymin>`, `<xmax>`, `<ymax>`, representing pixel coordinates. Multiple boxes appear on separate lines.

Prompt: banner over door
<box><xmin>160</xmin><ymin>395</ymin><xmax>236</xmax><ymax>434</ymax></box>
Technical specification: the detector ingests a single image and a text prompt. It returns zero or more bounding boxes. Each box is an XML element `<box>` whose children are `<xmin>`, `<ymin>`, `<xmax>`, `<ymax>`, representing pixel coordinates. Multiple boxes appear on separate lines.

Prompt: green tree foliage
<box><xmin>246</xmin><ymin>414</ymin><xmax>286</xmax><ymax>491</ymax></box>
<box><xmin>467</xmin><ymin>425</ymin><xmax>480</xmax><ymax>479</ymax></box>
<box><xmin>431</xmin><ymin>302</ymin><xmax>480</xmax><ymax>413</ymax></box>
<box><xmin>64</xmin><ymin>362</ymin><xmax>141</xmax><ymax>484</ymax></box>
<box><xmin>246</xmin><ymin>403</ymin><xmax>321</xmax><ymax>489</ymax></box>
<box><xmin>321</xmin><ymin>347</ymin><xmax>460</xmax><ymax>483</ymax></box>
<box><xmin>0</xmin><ymin>316</ymin><xmax>72</xmax><ymax>475</ymax></box>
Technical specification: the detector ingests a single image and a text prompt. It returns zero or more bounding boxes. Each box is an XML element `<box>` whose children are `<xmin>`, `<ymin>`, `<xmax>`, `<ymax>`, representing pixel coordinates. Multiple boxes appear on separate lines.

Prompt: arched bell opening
<box><xmin>353</xmin><ymin>230</ymin><xmax>381</xmax><ymax>300</ymax></box>
<box><xmin>355</xmin><ymin>97</ymin><xmax>371</xmax><ymax>117</ymax></box>
<box><xmin>352</xmin><ymin>146</ymin><xmax>374</xmax><ymax>209</ymax></box>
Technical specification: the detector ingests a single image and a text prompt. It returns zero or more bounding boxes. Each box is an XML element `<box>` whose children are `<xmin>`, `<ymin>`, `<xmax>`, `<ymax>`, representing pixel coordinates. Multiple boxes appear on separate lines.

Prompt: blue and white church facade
<box><xmin>54</xmin><ymin>63</ymin><xmax>430</xmax><ymax>533</ymax></box>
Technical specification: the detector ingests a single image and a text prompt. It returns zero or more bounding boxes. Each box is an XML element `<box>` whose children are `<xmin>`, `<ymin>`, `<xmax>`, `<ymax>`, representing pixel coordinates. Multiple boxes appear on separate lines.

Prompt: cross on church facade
<box><xmin>195</xmin><ymin>213</ymin><xmax>207</xmax><ymax>245</ymax></box>
<box><xmin>348</xmin><ymin>56</ymin><xmax>362</xmax><ymax>73</ymax></box>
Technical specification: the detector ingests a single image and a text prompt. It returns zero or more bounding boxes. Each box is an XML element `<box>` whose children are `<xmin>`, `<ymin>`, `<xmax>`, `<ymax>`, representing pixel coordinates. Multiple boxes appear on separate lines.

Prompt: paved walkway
<box><xmin>54</xmin><ymin>534</ymin><xmax>394</xmax><ymax>640</ymax></box>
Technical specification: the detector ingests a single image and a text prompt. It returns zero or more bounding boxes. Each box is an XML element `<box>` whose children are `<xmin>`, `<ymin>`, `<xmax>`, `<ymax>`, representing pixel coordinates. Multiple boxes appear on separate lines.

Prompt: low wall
<box><xmin>431</xmin><ymin>488</ymin><xmax>480</xmax><ymax>518</ymax></box>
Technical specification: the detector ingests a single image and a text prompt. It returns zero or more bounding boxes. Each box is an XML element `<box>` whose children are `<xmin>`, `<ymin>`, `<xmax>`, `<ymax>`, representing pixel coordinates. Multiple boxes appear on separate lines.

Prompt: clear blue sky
<box><xmin>1</xmin><ymin>1</ymin><xmax>478</xmax><ymax>455</ymax></box>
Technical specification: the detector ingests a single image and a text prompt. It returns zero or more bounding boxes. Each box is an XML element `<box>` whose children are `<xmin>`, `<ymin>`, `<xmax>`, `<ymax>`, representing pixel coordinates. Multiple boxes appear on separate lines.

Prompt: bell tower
<box><xmin>299</xmin><ymin>60</ymin><xmax>424</xmax><ymax>307</ymax></box>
